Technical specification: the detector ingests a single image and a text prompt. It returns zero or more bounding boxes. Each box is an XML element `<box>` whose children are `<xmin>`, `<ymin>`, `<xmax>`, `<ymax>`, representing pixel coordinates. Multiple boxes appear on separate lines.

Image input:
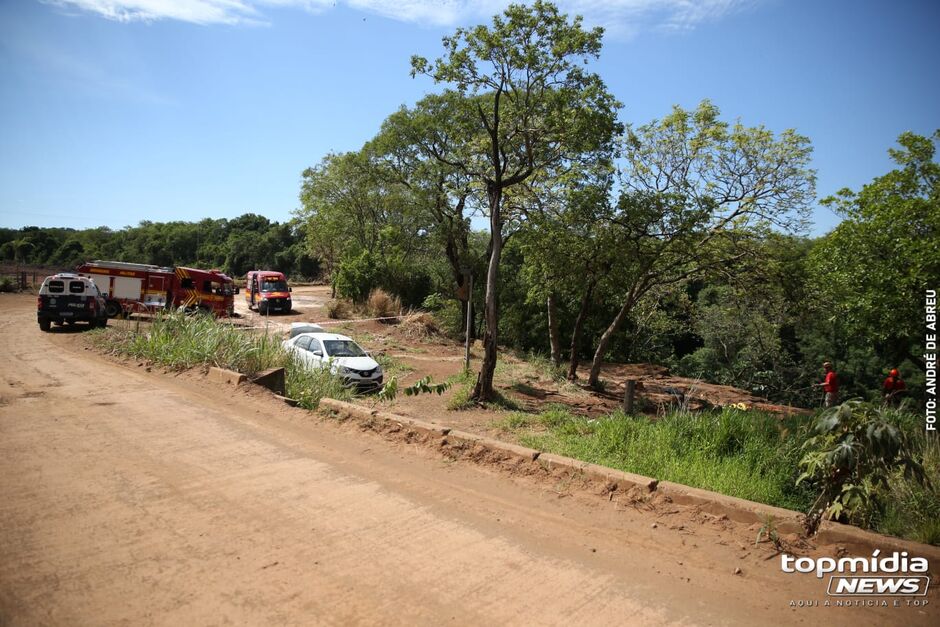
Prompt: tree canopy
<box><xmin>810</xmin><ymin>130</ymin><xmax>940</xmax><ymax>371</ymax></box>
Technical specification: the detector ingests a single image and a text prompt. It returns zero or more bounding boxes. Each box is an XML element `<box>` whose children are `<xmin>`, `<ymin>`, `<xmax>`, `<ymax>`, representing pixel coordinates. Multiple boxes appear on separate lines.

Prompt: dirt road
<box><xmin>0</xmin><ymin>293</ymin><xmax>934</xmax><ymax>626</ymax></box>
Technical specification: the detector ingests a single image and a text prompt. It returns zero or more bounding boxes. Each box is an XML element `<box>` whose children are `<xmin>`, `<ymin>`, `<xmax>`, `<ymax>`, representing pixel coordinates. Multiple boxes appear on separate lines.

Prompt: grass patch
<box><xmin>521</xmin><ymin>350</ymin><xmax>569</xmax><ymax>382</ymax></box>
<box><xmin>512</xmin><ymin>406</ymin><xmax>813</xmax><ymax>512</ymax></box>
<box><xmin>98</xmin><ymin>311</ymin><xmax>282</xmax><ymax>375</ymax></box>
<box><xmin>491</xmin><ymin>405</ymin><xmax>571</xmax><ymax>433</ymax></box>
<box><xmin>374</xmin><ymin>353</ymin><xmax>414</xmax><ymax>378</ymax></box>
<box><xmin>284</xmin><ymin>355</ymin><xmax>353</xmax><ymax>410</ymax></box>
<box><xmin>447</xmin><ymin>384</ymin><xmax>475</xmax><ymax>411</ymax></box>
<box><xmin>446</xmin><ymin>368</ymin><xmax>475</xmax><ymax>386</ymax></box>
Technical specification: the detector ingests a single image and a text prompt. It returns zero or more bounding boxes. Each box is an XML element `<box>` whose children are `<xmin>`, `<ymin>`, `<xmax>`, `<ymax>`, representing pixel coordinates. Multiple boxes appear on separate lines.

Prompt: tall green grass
<box><xmin>99</xmin><ymin>311</ymin><xmax>351</xmax><ymax>409</ymax></box>
<box><xmin>504</xmin><ymin>406</ymin><xmax>814</xmax><ymax>511</ymax></box>
<box><xmin>500</xmin><ymin>404</ymin><xmax>938</xmax><ymax>543</ymax></box>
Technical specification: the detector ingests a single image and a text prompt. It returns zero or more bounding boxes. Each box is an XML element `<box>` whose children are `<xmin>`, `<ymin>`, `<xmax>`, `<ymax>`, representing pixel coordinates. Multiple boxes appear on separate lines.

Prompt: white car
<box><xmin>283</xmin><ymin>332</ymin><xmax>383</xmax><ymax>391</ymax></box>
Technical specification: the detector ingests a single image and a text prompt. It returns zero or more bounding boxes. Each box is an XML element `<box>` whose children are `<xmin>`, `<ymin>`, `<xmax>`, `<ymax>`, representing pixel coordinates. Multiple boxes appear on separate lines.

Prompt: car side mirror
<box><xmin>312</xmin><ymin>349</ymin><xmax>322</xmax><ymax>357</ymax></box>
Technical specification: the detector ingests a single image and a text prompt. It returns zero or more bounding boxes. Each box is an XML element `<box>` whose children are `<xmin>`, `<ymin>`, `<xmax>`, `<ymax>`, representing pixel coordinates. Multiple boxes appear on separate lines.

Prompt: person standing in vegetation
<box><xmin>882</xmin><ymin>368</ymin><xmax>906</xmax><ymax>406</ymax></box>
<box><xmin>814</xmin><ymin>361</ymin><xmax>839</xmax><ymax>408</ymax></box>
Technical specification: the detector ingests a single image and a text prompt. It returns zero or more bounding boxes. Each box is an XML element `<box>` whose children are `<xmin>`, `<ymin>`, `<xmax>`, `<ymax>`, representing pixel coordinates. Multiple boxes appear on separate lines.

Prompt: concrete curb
<box><xmin>208</xmin><ymin>366</ymin><xmax>247</xmax><ymax>386</ymax></box>
<box><xmin>316</xmin><ymin>398</ymin><xmax>940</xmax><ymax>561</ymax></box>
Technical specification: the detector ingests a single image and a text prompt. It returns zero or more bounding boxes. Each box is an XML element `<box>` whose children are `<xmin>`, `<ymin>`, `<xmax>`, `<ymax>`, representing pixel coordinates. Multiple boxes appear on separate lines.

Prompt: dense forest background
<box><xmin>0</xmin><ymin>214</ymin><xmax>319</xmax><ymax>280</ymax></box>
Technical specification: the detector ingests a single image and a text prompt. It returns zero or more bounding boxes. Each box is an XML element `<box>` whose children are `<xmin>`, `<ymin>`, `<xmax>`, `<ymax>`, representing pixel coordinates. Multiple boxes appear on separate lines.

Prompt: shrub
<box><xmin>381</xmin><ymin>261</ymin><xmax>432</xmax><ymax>308</ymax></box>
<box><xmin>798</xmin><ymin>401</ymin><xmax>931</xmax><ymax>534</ymax></box>
<box><xmin>367</xmin><ymin>288</ymin><xmax>401</xmax><ymax>320</ymax></box>
<box><xmin>797</xmin><ymin>400</ymin><xmax>928</xmax><ymax>532</ymax></box>
<box><xmin>334</xmin><ymin>251</ymin><xmax>378</xmax><ymax>303</ymax></box>
<box><xmin>421</xmin><ymin>293</ymin><xmax>446</xmax><ymax>311</ymax></box>
<box><xmin>435</xmin><ymin>299</ymin><xmax>466</xmax><ymax>338</ymax></box>
<box><xmin>325</xmin><ymin>298</ymin><xmax>351</xmax><ymax>319</ymax></box>
<box><xmin>0</xmin><ymin>277</ymin><xmax>16</xmax><ymax>292</ymax></box>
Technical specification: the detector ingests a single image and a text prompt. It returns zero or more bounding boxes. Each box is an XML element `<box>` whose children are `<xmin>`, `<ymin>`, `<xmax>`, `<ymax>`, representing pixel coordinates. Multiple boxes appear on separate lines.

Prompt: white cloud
<box><xmin>44</xmin><ymin>0</ymin><xmax>758</xmax><ymax>35</ymax></box>
<box><xmin>42</xmin><ymin>0</ymin><xmax>331</xmax><ymax>25</ymax></box>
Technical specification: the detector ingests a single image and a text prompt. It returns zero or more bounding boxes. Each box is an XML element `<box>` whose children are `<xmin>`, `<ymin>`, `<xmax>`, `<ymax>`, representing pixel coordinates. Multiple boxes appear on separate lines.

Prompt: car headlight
<box><xmin>374</xmin><ymin>365</ymin><xmax>382</xmax><ymax>375</ymax></box>
<box><xmin>337</xmin><ymin>365</ymin><xmax>351</xmax><ymax>375</ymax></box>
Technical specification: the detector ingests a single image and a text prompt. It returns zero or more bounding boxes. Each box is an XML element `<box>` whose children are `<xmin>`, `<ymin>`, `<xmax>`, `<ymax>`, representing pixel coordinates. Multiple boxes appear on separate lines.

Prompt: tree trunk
<box><xmin>588</xmin><ymin>296</ymin><xmax>634</xmax><ymax>389</ymax></box>
<box><xmin>547</xmin><ymin>293</ymin><xmax>562</xmax><ymax>367</ymax></box>
<box><xmin>567</xmin><ymin>279</ymin><xmax>596</xmax><ymax>381</ymax></box>
<box><xmin>472</xmin><ymin>186</ymin><xmax>503</xmax><ymax>402</ymax></box>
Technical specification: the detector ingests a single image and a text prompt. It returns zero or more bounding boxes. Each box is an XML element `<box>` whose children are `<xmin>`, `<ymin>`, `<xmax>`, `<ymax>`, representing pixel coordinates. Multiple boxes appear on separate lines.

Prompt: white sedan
<box><xmin>283</xmin><ymin>332</ymin><xmax>383</xmax><ymax>391</ymax></box>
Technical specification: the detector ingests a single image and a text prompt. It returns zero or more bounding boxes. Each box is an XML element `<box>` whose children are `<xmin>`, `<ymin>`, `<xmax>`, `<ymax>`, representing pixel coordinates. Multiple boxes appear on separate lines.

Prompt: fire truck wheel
<box><xmin>104</xmin><ymin>300</ymin><xmax>122</xmax><ymax>318</ymax></box>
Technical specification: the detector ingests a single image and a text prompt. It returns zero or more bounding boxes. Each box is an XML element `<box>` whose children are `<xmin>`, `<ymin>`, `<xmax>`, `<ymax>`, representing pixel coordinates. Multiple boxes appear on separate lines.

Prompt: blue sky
<box><xmin>1</xmin><ymin>0</ymin><xmax>937</xmax><ymax>235</ymax></box>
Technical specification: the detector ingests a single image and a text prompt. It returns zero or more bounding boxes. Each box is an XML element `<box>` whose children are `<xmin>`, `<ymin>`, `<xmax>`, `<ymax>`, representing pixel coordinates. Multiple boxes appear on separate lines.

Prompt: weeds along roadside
<box><xmin>93</xmin><ymin>310</ymin><xmax>352</xmax><ymax>409</ymax></box>
<box><xmin>492</xmin><ymin>403</ymin><xmax>939</xmax><ymax>545</ymax></box>
<box><xmin>496</xmin><ymin>406</ymin><xmax>815</xmax><ymax>512</ymax></box>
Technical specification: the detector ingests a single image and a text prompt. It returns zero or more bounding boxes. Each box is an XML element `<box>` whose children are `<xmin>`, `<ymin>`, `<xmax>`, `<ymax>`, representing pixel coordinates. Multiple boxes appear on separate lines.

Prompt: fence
<box><xmin>0</xmin><ymin>271</ymin><xmax>43</xmax><ymax>291</ymax></box>
<box><xmin>0</xmin><ymin>265</ymin><xmax>69</xmax><ymax>291</ymax></box>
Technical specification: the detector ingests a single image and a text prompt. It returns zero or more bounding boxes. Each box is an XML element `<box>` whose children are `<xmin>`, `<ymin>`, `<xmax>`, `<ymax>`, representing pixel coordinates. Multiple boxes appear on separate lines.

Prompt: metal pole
<box><xmin>464</xmin><ymin>273</ymin><xmax>473</xmax><ymax>372</ymax></box>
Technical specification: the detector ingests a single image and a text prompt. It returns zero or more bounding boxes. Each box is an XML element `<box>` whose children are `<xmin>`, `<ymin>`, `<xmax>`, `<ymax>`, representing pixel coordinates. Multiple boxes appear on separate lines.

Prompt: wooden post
<box><xmin>623</xmin><ymin>379</ymin><xmax>636</xmax><ymax>414</ymax></box>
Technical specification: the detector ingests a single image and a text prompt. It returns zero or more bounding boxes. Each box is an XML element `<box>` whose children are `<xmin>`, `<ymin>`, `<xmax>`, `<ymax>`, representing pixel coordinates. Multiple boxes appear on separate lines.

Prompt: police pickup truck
<box><xmin>37</xmin><ymin>273</ymin><xmax>109</xmax><ymax>331</ymax></box>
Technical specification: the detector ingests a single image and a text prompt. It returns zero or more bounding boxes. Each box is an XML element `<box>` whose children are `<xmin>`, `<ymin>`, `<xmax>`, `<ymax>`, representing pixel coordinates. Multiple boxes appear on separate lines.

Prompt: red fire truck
<box><xmin>76</xmin><ymin>260</ymin><xmax>237</xmax><ymax>318</ymax></box>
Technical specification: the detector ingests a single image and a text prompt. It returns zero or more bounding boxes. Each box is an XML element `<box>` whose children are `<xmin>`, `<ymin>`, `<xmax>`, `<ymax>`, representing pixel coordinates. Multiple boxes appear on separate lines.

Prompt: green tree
<box><xmin>369</xmin><ymin>99</ymin><xmax>478</xmax><ymax>329</ymax></box>
<box><xmin>411</xmin><ymin>0</ymin><xmax>621</xmax><ymax>401</ymax></box>
<box><xmin>810</xmin><ymin>131</ymin><xmax>940</xmax><ymax>372</ymax></box>
<box><xmin>516</xmin><ymin>173</ymin><xmax>618</xmax><ymax>375</ymax></box>
<box><xmin>585</xmin><ymin>101</ymin><xmax>816</xmax><ymax>388</ymax></box>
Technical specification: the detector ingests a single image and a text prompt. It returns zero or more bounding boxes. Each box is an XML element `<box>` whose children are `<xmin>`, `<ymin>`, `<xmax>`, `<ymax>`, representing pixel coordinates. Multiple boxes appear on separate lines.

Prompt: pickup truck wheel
<box><xmin>104</xmin><ymin>300</ymin><xmax>122</xmax><ymax>318</ymax></box>
<box><xmin>39</xmin><ymin>319</ymin><xmax>51</xmax><ymax>332</ymax></box>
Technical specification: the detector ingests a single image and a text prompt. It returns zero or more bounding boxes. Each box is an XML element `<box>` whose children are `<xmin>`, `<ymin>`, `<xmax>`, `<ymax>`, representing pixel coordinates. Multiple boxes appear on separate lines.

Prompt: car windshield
<box><xmin>323</xmin><ymin>340</ymin><xmax>366</xmax><ymax>358</ymax></box>
<box><xmin>262</xmin><ymin>280</ymin><xmax>288</xmax><ymax>291</ymax></box>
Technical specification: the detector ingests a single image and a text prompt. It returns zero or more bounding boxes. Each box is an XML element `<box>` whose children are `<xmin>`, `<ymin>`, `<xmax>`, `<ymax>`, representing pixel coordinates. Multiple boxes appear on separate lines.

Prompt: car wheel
<box><xmin>105</xmin><ymin>300</ymin><xmax>122</xmax><ymax>318</ymax></box>
<box><xmin>39</xmin><ymin>319</ymin><xmax>51</xmax><ymax>332</ymax></box>
<box><xmin>98</xmin><ymin>317</ymin><xmax>108</xmax><ymax>328</ymax></box>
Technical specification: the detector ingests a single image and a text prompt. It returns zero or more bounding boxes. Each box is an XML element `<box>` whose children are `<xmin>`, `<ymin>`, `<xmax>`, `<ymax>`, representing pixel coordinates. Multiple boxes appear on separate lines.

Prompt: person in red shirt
<box><xmin>814</xmin><ymin>361</ymin><xmax>839</xmax><ymax>408</ymax></box>
<box><xmin>882</xmin><ymin>368</ymin><xmax>906</xmax><ymax>406</ymax></box>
